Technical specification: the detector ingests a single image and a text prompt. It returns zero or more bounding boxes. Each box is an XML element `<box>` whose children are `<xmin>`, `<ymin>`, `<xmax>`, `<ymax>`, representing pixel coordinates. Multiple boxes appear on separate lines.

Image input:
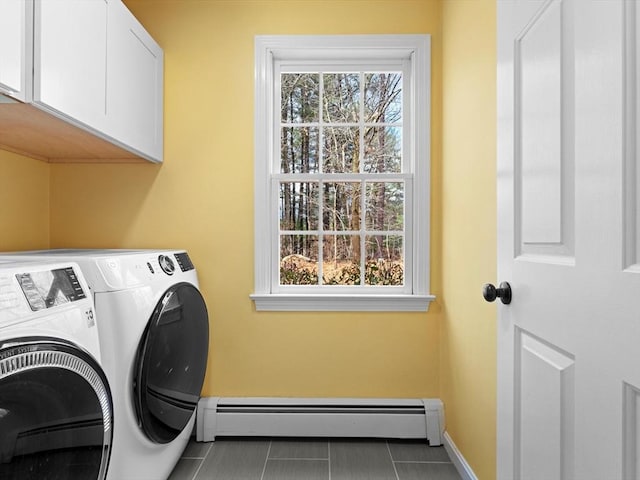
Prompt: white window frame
<box><xmin>251</xmin><ymin>34</ymin><xmax>434</xmax><ymax>312</ymax></box>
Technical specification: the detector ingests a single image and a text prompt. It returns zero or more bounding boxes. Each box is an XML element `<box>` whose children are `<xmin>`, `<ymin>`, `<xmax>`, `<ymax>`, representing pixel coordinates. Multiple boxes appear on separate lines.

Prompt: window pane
<box><xmin>365</xmin><ymin>235</ymin><xmax>403</xmax><ymax>285</ymax></box>
<box><xmin>323</xmin><ymin>73</ymin><xmax>359</xmax><ymax>123</ymax></box>
<box><xmin>363</xmin><ymin>126</ymin><xmax>401</xmax><ymax>173</ymax></box>
<box><xmin>281</xmin><ymin>73</ymin><xmax>319</xmax><ymax>123</ymax></box>
<box><xmin>322</xmin><ymin>235</ymin><xmax>361</xmax><ymax>285</ymax></box>
<box><xmin>280</xmin><ymin>235</ymin><xmax>319</xmax><ymax>285</ymax></box>
<box><xmin>365</xmin><ymin>182</ymin><xmax>404</xmax><ymax>231</ymax></box>
<box><xmin>364</xmin><ymin>73</ymin><xmax>402</xmax><ymax>123</ymax></box>
<box><xmin>281</xmin><ymin>126</ymin><xmax>319</xmax><ymax>173</ymax></box>
<box><xmin>323</xmin><ymin>126</ymin><xmax>359</xmax><ymax>173</ymax></box>
<box><xmin>279</xmin><ymin>182</ymin><xmax>319</xmax><ymax>231</ymax></box>
<box><xmin>323</xmin><ymin>182</ymin><xmax>361</xmax><ymax>231</ymax></box>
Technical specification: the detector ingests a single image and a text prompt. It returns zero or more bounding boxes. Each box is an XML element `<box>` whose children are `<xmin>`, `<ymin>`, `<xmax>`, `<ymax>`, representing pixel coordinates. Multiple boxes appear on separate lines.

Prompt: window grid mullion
<box><xmin>275</xmin><ymin>173</ymin><xmax>412</xmax><ymax>181</ymax></box>
<box><xmin>318</xmin><ymin>179</ymin><xmax>324</xmax><ymax>285</ymax></box>
<box><xmin>318</xmin><ymin>73</ymin><xmax>325</xmax><ymax>284</ymax></box>
<box><xmin>273</xmin><ymin>179</ymin><xmax>281</xmax><ymax>289</ymax></box>
<box><xmin>281</xmin><ymin>122</ymin><xmax>402</xmax><ymax>127</ymax></box>
<box><xmin>360</xmin><ymin>179</ymin><xmax>366</xmax><ymax>286</ymax></box>
<box><xmin>279</xmin><ymin>229</ymin><xmax>404</xmax><ymax>235</ymax></box>
<box><xmin>274</xmin><ymin>69</ymin><xmax>282</xmax><ymax>289</ymax></box>
<box><xmin>319</xmin><ymin>72</ymin><xmax>325</xmax><ymax>175</ymax></box>
<box><xmin>358</xmin><ymin>72</ymin><xmax>365</xmax><ymax>285</ymax></box>
<box><xmin>359</xmin><ymin>71</ymin><xmax>365</xmax><ymax>176</ymax></box>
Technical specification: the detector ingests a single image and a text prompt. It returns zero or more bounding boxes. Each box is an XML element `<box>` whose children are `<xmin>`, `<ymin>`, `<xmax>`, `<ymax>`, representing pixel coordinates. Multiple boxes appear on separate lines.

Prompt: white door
<box><xmin>497</xmin><ymin>0</ymin><xmax>640</xmax><ymax>478</ymax></box>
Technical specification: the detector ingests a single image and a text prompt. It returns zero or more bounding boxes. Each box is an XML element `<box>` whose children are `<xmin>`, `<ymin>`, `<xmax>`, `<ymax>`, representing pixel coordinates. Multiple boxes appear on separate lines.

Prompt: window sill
<box><xmin>250</xmin><ymin>294</ymin><xmax>436</xmax><ymax>312</ymax></box>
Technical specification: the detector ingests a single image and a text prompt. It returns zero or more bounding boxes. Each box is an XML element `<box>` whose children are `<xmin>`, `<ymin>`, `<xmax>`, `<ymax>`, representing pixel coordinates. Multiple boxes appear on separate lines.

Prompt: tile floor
<box><xmin>168</xmin><ymin>437</ymin><xmax>462</xmax><ymax>480</ymax></box>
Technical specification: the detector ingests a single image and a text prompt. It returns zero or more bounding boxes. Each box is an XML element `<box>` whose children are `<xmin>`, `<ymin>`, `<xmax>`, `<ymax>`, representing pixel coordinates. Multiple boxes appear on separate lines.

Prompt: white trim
<box><xmin>196</xmin><ymin>397</ymin><xmax>444</xmax><ymax>443</ymax></box>
<box><xmin>423</xmin><ymin>398</ymin><xmax>444</xmax><ymax>446</ymax></box>
<box><xmin>257</xmin><ymin>34</ymin><xmax>427</xmax><ymax>61</ymax></box>
<box><xmin>252</xmin><ymin>34</ymin><xmax>432</xmax><ymax>311</ymax></box>
<box><xmin>411</xmin><ymin>38</ymin><xmax>431</xmax><ymax>297</ymax></box>
<box><xmin>254</xmin><ymin>39</ymin><xmax>274</xmax><ymax>296</ymax></box>
<box><xmin>250</xmin><ymin>293</ymin><xmax>434</xmax><ymax>311</ymax></box>
<box><xmin>196</xmin><ymin>396</ymin><xmax>220</xmax><ymax>442</ymax></box>
<box><xmin>443</xmin><ymin>431</ymin><xmax>479</xmax><ymax>480</ymax></box>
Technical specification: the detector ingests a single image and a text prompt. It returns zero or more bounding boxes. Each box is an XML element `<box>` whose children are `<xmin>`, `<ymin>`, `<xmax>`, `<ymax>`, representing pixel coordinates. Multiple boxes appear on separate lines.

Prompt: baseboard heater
<box><xmin>196</xmin><ymin>397</ymin><xmax>444</xmax><ymax>446</ymax></box>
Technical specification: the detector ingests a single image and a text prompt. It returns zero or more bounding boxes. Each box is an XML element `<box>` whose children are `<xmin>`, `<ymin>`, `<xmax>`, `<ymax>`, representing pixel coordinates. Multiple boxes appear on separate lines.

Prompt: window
<box><xmin>252</xmin><ymin>35</ymin><xmax>433</xmax><ymax>311</ymax></box>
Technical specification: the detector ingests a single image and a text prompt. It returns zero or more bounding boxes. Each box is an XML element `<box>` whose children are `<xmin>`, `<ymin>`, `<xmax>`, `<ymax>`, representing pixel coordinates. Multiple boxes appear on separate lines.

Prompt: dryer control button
<box><xmin>158</xmin><ymin>255</ymin><xmax>175</xmax><ymax>275</ymax></box>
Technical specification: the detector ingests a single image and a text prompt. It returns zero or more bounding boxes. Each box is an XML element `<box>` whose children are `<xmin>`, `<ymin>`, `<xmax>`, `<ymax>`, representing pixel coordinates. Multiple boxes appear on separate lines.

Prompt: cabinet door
<box><xmin>34</xmin><ymin>0</ymin><xmax>108</xmax><ymax>132</ymax></box>
<box><xmin>0</xmin><ymin>0</ymin><xmax>32</xmax><ymax>101</ymax></box>
<box><xmin>107</xmin><ymin>0</ymin><xmax>163</xmax><ymax>162</ymax></box>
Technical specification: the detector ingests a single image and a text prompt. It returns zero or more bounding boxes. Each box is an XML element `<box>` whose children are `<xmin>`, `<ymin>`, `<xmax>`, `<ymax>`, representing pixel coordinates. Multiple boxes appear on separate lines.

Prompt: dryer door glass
<box><xmin>0</xmin><ymin>339</ymin><xmax>113</xmax><ymax>480</ymax></box>
<box><xmin>134</xmin><ymin>282</ymin><xmax>209</xmax><ymax>443</ymax></box>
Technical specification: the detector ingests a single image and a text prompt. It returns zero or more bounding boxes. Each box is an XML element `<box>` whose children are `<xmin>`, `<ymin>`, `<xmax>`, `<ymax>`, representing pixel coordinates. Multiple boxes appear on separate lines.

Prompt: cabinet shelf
<box><xmin>0</xmin><ymin>102</ymin><xmax>147</xmax><ymax>163</ymax></box>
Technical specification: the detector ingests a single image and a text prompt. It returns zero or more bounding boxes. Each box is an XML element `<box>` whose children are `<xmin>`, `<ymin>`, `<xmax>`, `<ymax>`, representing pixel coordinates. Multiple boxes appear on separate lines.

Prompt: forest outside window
<box><xmin>252</xmin><ymin>35</ymin><xmax>434</xmax><ymax>311</ymax></box>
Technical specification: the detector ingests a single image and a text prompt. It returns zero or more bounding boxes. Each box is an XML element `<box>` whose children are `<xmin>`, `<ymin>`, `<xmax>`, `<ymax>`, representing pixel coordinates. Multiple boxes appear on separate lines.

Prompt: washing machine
<box><xmin>0</xmin><ymin>250</ymin><xmax>210</xmax><ymax>480</ymax></box>
<box><xmin>0</xmin><ymin>260</ymin><xmax>113</xmax><ymax>479</ymax></box>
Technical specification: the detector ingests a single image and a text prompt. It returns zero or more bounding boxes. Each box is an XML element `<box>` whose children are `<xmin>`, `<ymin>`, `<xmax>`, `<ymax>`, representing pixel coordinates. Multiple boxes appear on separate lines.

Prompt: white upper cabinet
<box><xmin>0</xmin><ymin>0</ymin><xmax>32</xmax><ymax>101</ymax></box>
<box><xmin>34</xmin><ymin>0</ymin><xmax>109</xmax><ymax>133</ymax></box>
<box><xmin>0</xmin><ymin>0</ymin><xmax>163</xmax><ymax>163</ymax></box>
<box><xmin>106</xmin><ymin>0</ymin><xmax>163</xmax><ymax>161</ymax></box>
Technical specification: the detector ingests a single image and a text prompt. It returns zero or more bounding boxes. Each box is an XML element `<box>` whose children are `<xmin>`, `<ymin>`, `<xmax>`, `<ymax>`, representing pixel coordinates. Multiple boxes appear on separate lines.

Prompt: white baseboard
<box><xmin>196</xmin><ymin>397</ymin><xmax>444</xmax><ymax>446</ymax></box>
<box><xmin>443</xmin><ymin>431</ymin><xmax>478</xmax><ymax>480</ymax></box>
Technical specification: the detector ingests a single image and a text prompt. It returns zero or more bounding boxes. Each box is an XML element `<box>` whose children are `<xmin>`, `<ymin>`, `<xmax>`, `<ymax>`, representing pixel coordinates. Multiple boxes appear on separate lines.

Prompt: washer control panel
<box><xmin>0</xmin><ymin>262</ymin><xmax>93</xmax><ymax>328</ymax></box>
<box><xmin>16</xmin><ymin>267</ymin><xmax>86</xmax><ymax>311</ymax></box>
<box><xmin>95</xmin><ymin>251</ymin><xmax>197</xmax><ymax>290</ymax></box>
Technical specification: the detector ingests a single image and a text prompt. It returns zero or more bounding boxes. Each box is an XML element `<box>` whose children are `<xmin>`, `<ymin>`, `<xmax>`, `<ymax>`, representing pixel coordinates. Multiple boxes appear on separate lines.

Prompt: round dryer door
<box><xmin>0</xmin><ymin>338</ymin><xmax>113</xmax><ymax>480</ymax></box>
<box><xmin>134</xmin><ymin>282</ymin><xmax>209</xmax><ymax>444</ymax></box>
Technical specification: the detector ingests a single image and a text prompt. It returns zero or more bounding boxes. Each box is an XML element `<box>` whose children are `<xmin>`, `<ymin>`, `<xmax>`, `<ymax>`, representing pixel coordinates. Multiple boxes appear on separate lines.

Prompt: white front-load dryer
<box><xmin>0</xmin><ymin>250</ymin><xmax>210</xmax><ymax>480</ymax></box>
<box><xmin>0</xmin><ymin>260</ymin><xmax>113</xmax><ymax>479</ymax></box>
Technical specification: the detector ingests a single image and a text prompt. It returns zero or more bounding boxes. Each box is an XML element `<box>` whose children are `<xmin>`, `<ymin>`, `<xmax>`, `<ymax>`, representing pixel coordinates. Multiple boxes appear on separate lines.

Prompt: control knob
<box><xmin>158</xmin><ymin>255</ymin><xmax>175</xmax><ymax>275</ymax></box>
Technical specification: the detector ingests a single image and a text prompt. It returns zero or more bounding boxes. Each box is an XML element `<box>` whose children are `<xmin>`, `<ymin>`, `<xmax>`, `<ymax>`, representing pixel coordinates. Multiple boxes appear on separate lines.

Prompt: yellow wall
<box><xmin>441</xmin><ymin>0</ymin><xmax>497</xmax><ymax>478</ymax></box>
<box><xmin>0</xmin><ymin>150</ymin><xmax>49</xmax><ymax>250</ymax></box>
<box><xmin>49</xmin><ymin>0</ymin><xmax>444</xmax><ymax>399</ymax></box>
<box><xmin>0</xmin><ymin>1</ymin><xmax>499</xmax><ymax>477</ymax></box>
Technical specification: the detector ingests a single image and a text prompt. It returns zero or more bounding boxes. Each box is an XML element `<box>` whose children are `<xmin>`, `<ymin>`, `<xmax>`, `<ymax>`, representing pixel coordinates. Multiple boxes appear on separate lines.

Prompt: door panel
<box><xmin>623</xmin><ymin>382</ymin><xmax>640</xmax><ymax>479</ymax></box>
<box><xmin>517</xmin><ymin>329</ymin><xmax>574</xmax><ymax>480</ymax></box>
<box><xmin>625</xmin><ymin>0</ymin><xmax>640</xmax><ymax>270</ymax></box>
<box><xmin>519</xmin><ymin>0</ymin><xmax>562</xmax><ymax>245</ymax></box>
<box><xmin>515</xmin><ymin>0</ymin><xmax>574</xmax><ymax>261</ymax></box>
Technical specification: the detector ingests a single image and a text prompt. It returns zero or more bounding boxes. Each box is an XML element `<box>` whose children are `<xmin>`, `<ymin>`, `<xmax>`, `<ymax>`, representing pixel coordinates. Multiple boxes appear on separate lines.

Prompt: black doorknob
<box><xmin>482</xmin><ymin>282</ymin><xmax>512</xmax><ymax>305</ymax></box>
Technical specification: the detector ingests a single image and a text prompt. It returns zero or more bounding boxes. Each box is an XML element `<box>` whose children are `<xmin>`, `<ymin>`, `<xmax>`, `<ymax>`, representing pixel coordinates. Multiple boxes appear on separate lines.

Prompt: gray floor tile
<box><xmin>181</xmin><ymin>439</ymin><xmax>212</xmax><ymax>459</ymax></box>
<box><xmin>269</xmin><ymin>438</ymin><xmax>329</xmax><ymax>459</ymax></box>
<box><xmin>395</xmin><ymin>462</ymin><xmax>462</xmax><ymax>480</ymax></box>
<box><xmin>388</xmin><ymin>440</ymin><xmax>452</xmax><ymax>462</ymax></box>
<box><xmin>167</xmin><ymin>458</ymin><xmax>203</xmax><ymax>480</ymax></box>
<box><xmin>330</xmin><ymin>440</ymin><xmax>397</xmax><ymax>480</ymax></box>
<box><xmin>194</xmin><ymin>438</ymin><xmax>270</xmax><ymax>480</ymax></box>
<box><xmin>262</xmin><ymin>459</ymin><xmax>329</xmax><ymax>480</ymax></box>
